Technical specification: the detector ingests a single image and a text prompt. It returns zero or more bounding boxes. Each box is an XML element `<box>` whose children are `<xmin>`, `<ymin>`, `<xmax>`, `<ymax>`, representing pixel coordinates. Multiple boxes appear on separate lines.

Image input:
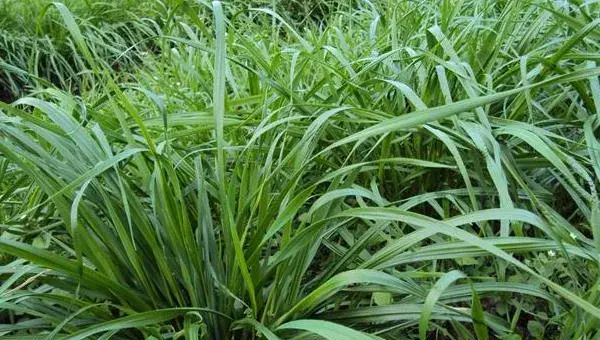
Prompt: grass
<box><xmin>1</xmin><ymin>0</ymin><xmax>600</xmax><ymax>338</ymax></box>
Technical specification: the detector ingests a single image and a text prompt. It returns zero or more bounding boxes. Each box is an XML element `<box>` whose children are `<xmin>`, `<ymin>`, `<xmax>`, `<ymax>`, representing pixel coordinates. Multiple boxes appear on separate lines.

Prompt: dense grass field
<box><xmin>1</xmin><ymin>0</ymin><xmax>600</xmax><ymax>338</ymax></box>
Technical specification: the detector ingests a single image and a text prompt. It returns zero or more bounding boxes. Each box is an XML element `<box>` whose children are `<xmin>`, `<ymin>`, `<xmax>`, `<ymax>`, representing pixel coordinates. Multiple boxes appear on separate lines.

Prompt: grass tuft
<box><xmin>1</xmin><ymin>0</ymin><xmax>600</xmax><ymax>338</ymax></box>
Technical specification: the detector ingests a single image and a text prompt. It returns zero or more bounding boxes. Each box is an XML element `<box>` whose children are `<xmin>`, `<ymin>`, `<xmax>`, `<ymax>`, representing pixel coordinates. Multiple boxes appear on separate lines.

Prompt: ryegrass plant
<box><xmin>0</xmin><ymin>0</ymin><xmax>162</xmax><ymax>98</ymax></box>
<box><xmin>1</xmin><ymin>0</ymin><xmax>600</xmax><ymax>338</ymax></box>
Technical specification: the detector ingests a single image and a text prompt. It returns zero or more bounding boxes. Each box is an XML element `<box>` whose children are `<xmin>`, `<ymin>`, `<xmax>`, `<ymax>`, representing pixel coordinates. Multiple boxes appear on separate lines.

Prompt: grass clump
<box><xmin>1</xmin><ymin>0</ymin><xmax>600</xmax><ymax>339</ymax></box>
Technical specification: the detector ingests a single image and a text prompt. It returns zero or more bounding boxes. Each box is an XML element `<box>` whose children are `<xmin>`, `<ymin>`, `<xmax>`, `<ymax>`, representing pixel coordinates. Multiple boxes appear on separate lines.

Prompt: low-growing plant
<box><xmin>1</xmin><ymin>0</ymin><xmax>600</xmax><ymax>339</ymax></box>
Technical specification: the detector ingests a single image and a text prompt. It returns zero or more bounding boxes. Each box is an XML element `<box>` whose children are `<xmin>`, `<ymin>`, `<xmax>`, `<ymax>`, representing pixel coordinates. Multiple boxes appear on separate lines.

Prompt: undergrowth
<box><xmin>1</xmin><ymin>0</ymin><xmax>600</xmax><ymax>339</ymax></box>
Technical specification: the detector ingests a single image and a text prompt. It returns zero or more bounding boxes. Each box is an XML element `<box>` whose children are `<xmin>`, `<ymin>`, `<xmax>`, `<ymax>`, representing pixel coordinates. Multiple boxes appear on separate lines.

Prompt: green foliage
<box><xmin>1</xmin><ymin>0</ymin><xmax>600</xmax><ymax>339</ymax></box>
<box><xmin>0</xmin><ymin>0</ymin><xmax>161</xmax><ymax>97</ymax></box>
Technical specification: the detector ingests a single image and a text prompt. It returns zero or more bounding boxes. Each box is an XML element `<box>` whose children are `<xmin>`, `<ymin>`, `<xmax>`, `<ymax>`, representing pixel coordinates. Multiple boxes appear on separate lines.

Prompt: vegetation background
<box><xmin>1</xmin><ymin>0</ymin><xmax>600</xmax><ymax>339</ymax></box>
